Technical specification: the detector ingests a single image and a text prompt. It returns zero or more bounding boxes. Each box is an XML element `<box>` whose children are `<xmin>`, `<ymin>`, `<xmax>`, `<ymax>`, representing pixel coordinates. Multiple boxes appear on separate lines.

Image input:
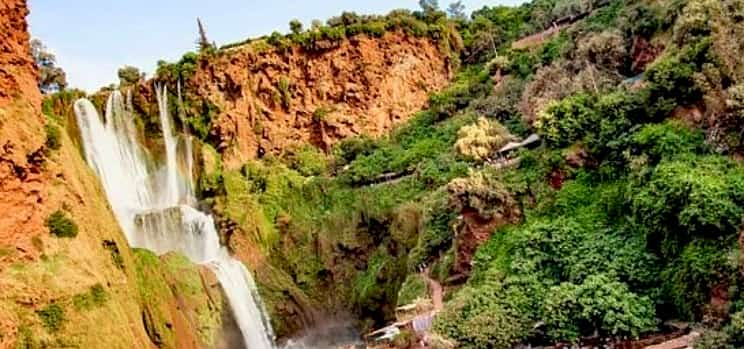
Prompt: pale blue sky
<box><xmin>28</xmin><ymin>1</ymin><xmax>524</xmax><ymax>91</ymax></box>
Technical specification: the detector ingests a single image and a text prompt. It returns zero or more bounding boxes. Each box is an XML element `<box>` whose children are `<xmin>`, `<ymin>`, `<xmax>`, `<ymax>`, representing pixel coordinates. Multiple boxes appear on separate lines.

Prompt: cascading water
<box><xmin>74</xmin><ymin>86</ymin><xmax>275</xmax><ymax>349</ymax></box>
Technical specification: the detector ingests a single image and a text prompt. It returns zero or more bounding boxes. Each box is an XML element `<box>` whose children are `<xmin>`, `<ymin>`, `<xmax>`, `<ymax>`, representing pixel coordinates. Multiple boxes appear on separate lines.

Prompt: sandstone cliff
<box><xmin>0</xmin><ymin>2</ymin><xmax>225</xmax><ymax>348</ymax></box>
<box><xmin>174</xmin><ymin>32</ymin><xmax>452</xmax><ymax>169</ymax></box>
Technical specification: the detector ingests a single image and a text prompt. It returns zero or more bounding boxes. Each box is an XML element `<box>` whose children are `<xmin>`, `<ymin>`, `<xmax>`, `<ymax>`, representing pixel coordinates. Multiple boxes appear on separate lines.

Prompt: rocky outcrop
<box><xmin>0</xmin><ymin>0</ymin><xmax>39</xmax><ymax>109</ymax></box>
<box><xmin>0</xmin><ymin>0</ymin><xmax>46</xmax><ymax>259</ymax></box>
<box><xmin>183</xmin><ymin>32</ymin><xmax>452</xmax><ymax>169</ymax></box>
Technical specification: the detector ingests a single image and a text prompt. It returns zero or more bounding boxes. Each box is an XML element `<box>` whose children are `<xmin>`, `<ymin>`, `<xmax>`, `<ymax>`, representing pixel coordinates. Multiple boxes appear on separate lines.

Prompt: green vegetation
<box><xmin>72</xmin><ymin>284</ymin><xmax>108</xmax><ymax>311</ymax></box>
<box><xmin>44</xmin><ymin>121</ymin><xmax>61</xmax><ymax>153</ymax></box>
<box><xmin>119</xmin><ymin>0</ymin><xmax>744</xmax><ymax>345</ymax></box>
<box><xmin>219</xmin><ymin>5</ymin><xmax>461</xmax><ymax>58</ymax></box>
<box><xmin>45</xmin><ymin>210</ymin><xmax>78</xmax><ymax>238</ymax></box>
<box><xmin>36</xmin><ymin>303</ymin><xmax>64</xmax><ymax>332</ymax></box>
<box><xmin>397</xmin><ymin>274</ymin><xmax>428</xmax><ymax>306</ymax></box>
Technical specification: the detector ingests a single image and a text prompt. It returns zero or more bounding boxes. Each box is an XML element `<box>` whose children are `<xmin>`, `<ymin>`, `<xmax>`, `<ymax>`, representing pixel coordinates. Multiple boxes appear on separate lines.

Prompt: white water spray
<box><xmin>74</xmin><ymin>87</ymin><xmax>275</xmax><ymax>349</ymax></box>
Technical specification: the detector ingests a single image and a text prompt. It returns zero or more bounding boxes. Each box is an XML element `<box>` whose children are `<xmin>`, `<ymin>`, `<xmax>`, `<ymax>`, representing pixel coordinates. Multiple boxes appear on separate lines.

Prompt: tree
<box><xmin>311</xmin><ymin>19</ymin><xmax>323</xmax><ymax>31</ymax></box>
<box><xmin>419</xmin><ymin>0</ymin><xmax>440</xmax><ymax>13</ymax></box>
<box><xmin>117</xmin><ymin>66</ymin><xmax>142</xmax><ymax>86</ymax></box>
<box><xmin>196</xmin><ymin>18</ymin><xmax>213</xmax><ymax>52</ymax></box>
<box><xmin>289</xmin><ymin>19</ymin><xmax>304</xmax><ymax>35</ymax></box>
<box><xmin>447</xmin><ymin>1</ymin><xmax>466</xmax><ymax>20</ymax></box>
<box><xmin>30</xmin><ymin>39</ymin><xmax>67</xmax><ymax>94</ymax></box>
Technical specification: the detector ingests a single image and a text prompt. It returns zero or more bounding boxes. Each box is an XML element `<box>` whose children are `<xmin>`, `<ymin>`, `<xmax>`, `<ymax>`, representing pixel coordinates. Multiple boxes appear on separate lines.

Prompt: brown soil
<box><xmin>452</xmin><ymin>206</ymin><xmax>521</xmax><ymax>277</ymax></box>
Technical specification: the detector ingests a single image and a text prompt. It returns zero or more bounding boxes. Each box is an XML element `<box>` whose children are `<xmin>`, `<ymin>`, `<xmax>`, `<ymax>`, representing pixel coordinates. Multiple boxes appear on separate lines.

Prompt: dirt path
<box><xmin>420</xmin><ymin>272</ymin><xmax>443</xmax><ymax>312</ymax></box>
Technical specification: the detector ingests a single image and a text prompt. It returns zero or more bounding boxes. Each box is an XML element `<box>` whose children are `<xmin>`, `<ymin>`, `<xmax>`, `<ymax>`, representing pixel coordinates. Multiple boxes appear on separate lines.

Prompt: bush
<box><xmin>661</xmin><ymin>240</ymin><xmax>738</xmax><ymax>320</ymax></box>
<box><xmin>726</xmin><ymin>83</ymin><xmax>744</xmax><ymax>119</ymax></box>
<box><xmin>289</xmin><ymin>19</ymin><xmax>303</xmax><ymax>35</ymax></box>
<box><xmin>434</xmin><ymin>271</ymin><xmax>536</xmax><ymax>349</ymax></box>
<box><xmin>672</xmin><ymin>0</ymin><xmax>715</xmax><ymax>46</ymax></box>
<box><xmin>630</xmin><ymin>122</ymin><xmax>706</xmax><ymax>164</ymax></box>
<box><xmin>534</xmin><ymin>93</ymin><xmax>597</xmax><ymax>147</ymax></box>
<box><xmin>447</xmin><ymin>170</ymin><xmax>516</xmax><ymax>220</ymax></box>
<box><xmin>73</xmin><ymin>283</ymin><xmax>109</xmax><ymax>310</ymax></box>
<box><xmin>44</xmin><ymin>122</ymin><xmax>61</xmax><ymax>152</ymax></box>
<box><xmin>643</xmin><ymin>55</ymin><xmax>701</xmax><ymax>119</ymax></box>
<box><xmin>619</xmin><ymin>3</ymin><xmax>661</xmax><ymax>38</ymax></box>
<box><xmin>542</xmin><ymin>274</ymin><xmax>656</xmax><ymax>342</ymax></box>
<box><xmin>408</xmin><ymin>195</ymin><xmax>456</xmax><ymax>271</ymax></box>
<box><xmin>454</xmin><ymin>117</ymin><xmax>513</xmax><ymax>161</ymax></box>
<box><xmin>397</xmin><ymin>274</ymin><xmax>428</xmax><ymax>306</ymax></box>
<box><xmin>630</xmin><ymin>156</ymin><xmax>744</xmax><ymax>258</ymax></box>
<box><xmin>37</xmin><ymin>303</ymin><xmax>64</xmax><ymax>332</ymax></box>
<box><xmin>333</xmin><ymin>135</ymin><xmax>379</xmax><ymax>167</ymax></box>
<box><xmin>576</xmin><ymin>30</ymin><xmax>627</xmax><ymax>72</ymax></box>
<box><xmin>283</xmin><ymin>146</ymin><xmax>327</xmax><ymax>177</ymax></box>
<box><xmin>45</xmin><ymin>210</ymin><xmax>79</xmax><ymax>238</ymax></box>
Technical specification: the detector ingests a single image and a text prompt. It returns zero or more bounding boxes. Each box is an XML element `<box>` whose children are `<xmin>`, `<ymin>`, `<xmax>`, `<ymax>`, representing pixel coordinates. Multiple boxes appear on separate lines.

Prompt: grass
<box><xmin>72</xmin><ymin>284</ymin><xmax>108</xmax><ymax>311</ymax></box>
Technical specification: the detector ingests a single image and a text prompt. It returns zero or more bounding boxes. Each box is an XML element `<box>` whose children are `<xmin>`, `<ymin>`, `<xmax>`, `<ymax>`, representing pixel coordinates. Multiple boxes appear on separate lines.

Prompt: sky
<box><xmin>28</xmin><ymin>1</ymin><xmax>524</xmax><ymax>91</ymax></box>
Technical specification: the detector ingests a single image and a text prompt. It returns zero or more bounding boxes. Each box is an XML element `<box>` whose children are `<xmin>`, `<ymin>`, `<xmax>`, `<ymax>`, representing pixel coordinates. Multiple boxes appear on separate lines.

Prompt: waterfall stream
<box><xmin>74</xmin><ymin>87</ymin><xmax>275</xmax><ymax>349</ymax></box>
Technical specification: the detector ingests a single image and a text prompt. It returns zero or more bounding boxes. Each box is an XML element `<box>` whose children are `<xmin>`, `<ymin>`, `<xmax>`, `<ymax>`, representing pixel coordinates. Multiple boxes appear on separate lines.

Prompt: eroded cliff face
<box><xmin>0</xmin><ymin>2</ymin><xmax>225</xmax><ymax>348</ymax></box>
<box><xmin>0</xmin><ymin>0</ymin><xmax>45</xmax><ymax>258</ymax></box>
<box><xmin>184</xmin><ymin>32</ymin><xmax>452</xmax><ymax>169</ymax></box>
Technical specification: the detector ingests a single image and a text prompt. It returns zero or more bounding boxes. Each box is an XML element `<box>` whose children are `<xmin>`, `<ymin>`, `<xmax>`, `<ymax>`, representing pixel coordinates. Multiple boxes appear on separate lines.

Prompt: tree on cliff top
<box><xmin>196</xmin><ymin>18</ymin><xmax>215</xmax><ymax>52</ymax></box>
<box><xmin>419</xmin><ymin>0</ymin><xmax>440</xmax><ymax>13</ymax></box>
<box><xmin>289</xmin><ymin>19</ymin><xmax>304</xmax><ymax>35</ymax></box>
<box><xmin>117</xmin><ymin>66</ymin><xmax>143</xmax><ymax>87</ymax></box>
<box><xmin>447</xmin><ymin>1</ymin><xmax>467</xmax><ymax>20</ymax></box>
<box><xmin>30</xmin><ymin>39</ymin><xmax>67</xmax><ymax>94</ymax></box>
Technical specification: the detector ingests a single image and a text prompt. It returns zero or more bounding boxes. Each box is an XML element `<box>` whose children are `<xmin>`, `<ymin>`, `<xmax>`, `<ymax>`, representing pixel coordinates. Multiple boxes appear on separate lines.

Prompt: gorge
<box><xmin>3</xmin><ymin>0</ymin><xmax>744</xmax><ymax>348</ymax></box>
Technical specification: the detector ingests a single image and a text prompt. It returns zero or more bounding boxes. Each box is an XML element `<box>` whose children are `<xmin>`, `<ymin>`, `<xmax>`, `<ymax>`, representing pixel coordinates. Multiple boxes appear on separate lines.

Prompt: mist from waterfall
<box><xmin>74</xmin><ymin>86</ymin><xmax>275</xmax><ymax>349</ymax></box>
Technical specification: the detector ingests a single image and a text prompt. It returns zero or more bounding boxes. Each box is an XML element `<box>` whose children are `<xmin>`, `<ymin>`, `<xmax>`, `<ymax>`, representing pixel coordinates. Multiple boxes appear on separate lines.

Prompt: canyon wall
<box><xmin>180</xmin><ymin>32</ymin><xmax>453</xmax><ymax>168</ymax></box>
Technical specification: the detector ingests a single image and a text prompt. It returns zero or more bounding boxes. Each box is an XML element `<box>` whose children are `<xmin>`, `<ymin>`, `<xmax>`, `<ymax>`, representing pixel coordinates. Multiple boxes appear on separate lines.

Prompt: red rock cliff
<box><xmin>184</xmin><ymin>32</ymin><xmax>452</xmax><ymax>169</ymax></box>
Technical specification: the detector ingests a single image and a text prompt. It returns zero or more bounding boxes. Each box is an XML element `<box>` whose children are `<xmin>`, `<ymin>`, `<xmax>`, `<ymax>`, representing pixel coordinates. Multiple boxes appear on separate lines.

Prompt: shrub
<box><xmin>289</xmin><ymin>19</ymin><xmax>303</xmax><ymax>35</ymax></box>
<box><xmin>576</xmin><ymin>30</ymin><xmax>627</xmax><ymax>72</ymax></box>
<box><xmin>661</xmin><ymin>240</ymin><xmax>738</xmax><ymax>320</ymax></box>
<box><xmin>333</xmin><ymin>135</ymin><xmax>379</xmax><ymax>167</ymax></box>
<box><xmin>312</xmin><ymin>106</ymin><xmax>331</xmax><ymax>122</ymax></box>
<box><xmin>408</xmin><ymin>195</ymin><xmax>456</xmax><ymax>271</ymax></box>
<box><xmin>519</xmin><ymin>62</ymin><xmax>617</xmax><ymax>124</ymax></box>
<box><xmin>44</xmin><ymin>122</ymin><xmax>61</xmax><ymax>152</ymax></box>
<box><xmin>37</xmin><ymin>303</ymin><xmax>64</xmax><ymax>332</ymax></box>
<box><xmin>534</xmin><ymin>93</ymin><xmax>597</xmax><ymax>147</ymax></box>
<box><xmin>73</xmin><ymin>283</ymin><xmax>108</xmax><ymax>310</ymax></box>
<box><xmin>672</xmin><ymin>0</ymin><xmax>715</xmax><ymax>46</ymax></box>
<box><xmin>541</xmin><ymin>274</ymin><xmax>656</xmax><ymax>342</ymax></box>
<box><xmin>45</xmin><ymin>210</ymin><xmax>79</xmax><ymax>238</ymax></box>
<box><xmin>447</xmin><ymin>169</ymin><xmax>516</xmax><ymax>220</ymax></box>
<box><xmin>454</xmin><ymin>117</ymin><xmax>513</xmax><ymax>161</ymax></box>
<box><xmin>630</xmin><ymin>156</ymin><xmax>744</xmax><ymax>258</ymax></box>
<box><xmin>619</xmin><ymin>3</ymin><xmax>661</xmax><ymax>38</ymax></box>
<box><xmin>630</xmin><ymin>122</ymin><xmax>706</xmax><ymax>164</ymax></box>
<box><xmin>643</xmin><ymin>55</ymin><xmax>701</xmax><ymax>119</ymax></box>
<box><xmin>434</xmin><ymin>271</ymin><xmax>536</xmax><ymax>349</ymax></box>
<box><xmin>397</xmin><ymin>274</ymin><xmax>428</xmax><ymax>306</ymax></box>
<box><xmin>726</xmin><ymin>83</ymin><xmax>744</xmax><ymax>119</ymax></box>
<box><xmin>283</xmin><ymin>146</ymin><xmax>327</xmax><ymax>177</ymax></box>
<box><xmin>277</xmin><ymin>77</ymin><xmax>292</xmax><ymax>109</ymax></box>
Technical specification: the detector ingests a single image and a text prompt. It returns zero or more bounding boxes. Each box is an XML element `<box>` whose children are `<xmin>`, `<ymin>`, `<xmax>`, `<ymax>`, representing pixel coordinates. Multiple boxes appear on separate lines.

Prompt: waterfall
<box><xmin>155</xmin><ymin>84</ymin><xmax>181</xmax><ymax>205</ymax></box>
<box><xmin>74</xmin><ymin>88</ymin><xmax>275</xmax><ymax>349</ymax></box>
